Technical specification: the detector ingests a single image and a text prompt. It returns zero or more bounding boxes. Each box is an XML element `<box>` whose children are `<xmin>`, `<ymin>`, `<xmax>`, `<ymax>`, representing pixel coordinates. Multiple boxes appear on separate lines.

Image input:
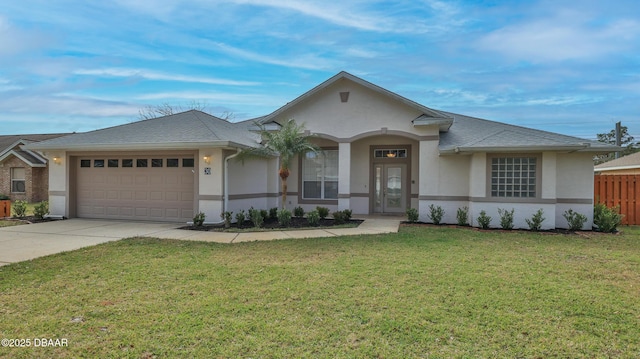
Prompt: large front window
<box><xmin>302</xmin><ymin>150</ymin><xmax>338</xmax><ymax>199</ymax></box>
<box><xmin>490</xmin><ymin>156</ymin><xmax>537</xmax><ymax>198</ymax></box>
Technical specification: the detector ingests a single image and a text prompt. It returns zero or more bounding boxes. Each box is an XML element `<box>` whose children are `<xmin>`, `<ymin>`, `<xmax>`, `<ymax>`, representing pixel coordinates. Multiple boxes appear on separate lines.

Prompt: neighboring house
<box><xmin>26</xmin><ymin>72</ymin><xmax>618</xmax><ymax>229</ymax></box>
<box><xmin>594</xmin><ymin>151</ymin><xmax>640</xmax><ymax>175</ymax></box>
<box><xmin>0</xmin><ymin>134</ymin><xmax>70</xmax><ymax>202</ymax></box>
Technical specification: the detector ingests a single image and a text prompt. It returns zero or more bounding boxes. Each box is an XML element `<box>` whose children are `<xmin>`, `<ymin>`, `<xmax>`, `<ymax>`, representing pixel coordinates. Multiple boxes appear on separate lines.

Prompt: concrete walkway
<box><xmin>0</xmin><ymin>216</ymin><xmax>401</xmax><ymax>266</ymax></box>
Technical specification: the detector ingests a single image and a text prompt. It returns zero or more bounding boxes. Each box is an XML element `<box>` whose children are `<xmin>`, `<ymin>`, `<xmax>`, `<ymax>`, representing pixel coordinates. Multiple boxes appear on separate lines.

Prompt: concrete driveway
<box><xmin>0</xmin><ymin>219</ymin><xmax>185</xmax><ymax>266</ymax></box>
<box><xmin>0</xmin><ymin>216</ymin><xmax>401</xmax><ymax>266</ymax></box>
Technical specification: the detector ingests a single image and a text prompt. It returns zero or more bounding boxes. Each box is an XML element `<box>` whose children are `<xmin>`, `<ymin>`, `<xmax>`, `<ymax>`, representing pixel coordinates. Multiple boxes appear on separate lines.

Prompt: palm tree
<box><xmin>238</xmin><ymin>119</ymin><xmax>319</xmax><ymax>209</ymax></box>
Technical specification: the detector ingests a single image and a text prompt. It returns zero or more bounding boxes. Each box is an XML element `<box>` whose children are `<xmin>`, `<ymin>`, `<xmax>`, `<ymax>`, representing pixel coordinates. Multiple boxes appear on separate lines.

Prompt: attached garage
<box><xmin>73</xmin><ymin>153</ymin><xmax>196</xmax><ymax>222</ymax></box>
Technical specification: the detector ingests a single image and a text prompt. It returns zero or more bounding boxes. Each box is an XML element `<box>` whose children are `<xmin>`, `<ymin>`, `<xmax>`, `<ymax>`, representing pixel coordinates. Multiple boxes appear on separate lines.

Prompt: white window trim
<box><xmin>301</xmin><ymin>149</ymin><xmax>339</xmax><ymax>200</ymax></box>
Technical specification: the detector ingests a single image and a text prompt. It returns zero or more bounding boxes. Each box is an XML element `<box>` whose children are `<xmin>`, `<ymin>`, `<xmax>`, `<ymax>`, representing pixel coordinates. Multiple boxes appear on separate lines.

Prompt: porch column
<box><xmin>198</xmin><ymin>148</ymin><xmax>225</xmax><ymax>222</ymax></box>
<box><xmin>418</xmin><ymin>140</ymin><xmax>440</xmax><ymax>222</ymax></box>
<box><xmin>338</xmin><ymin>142</ymin><xmax>351</xmax><ymax>210</ymax></box>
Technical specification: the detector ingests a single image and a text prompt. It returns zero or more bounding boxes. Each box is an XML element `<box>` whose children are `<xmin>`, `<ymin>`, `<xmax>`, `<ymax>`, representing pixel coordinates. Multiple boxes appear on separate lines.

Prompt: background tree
<box><xmin>595</xmin><ymin>124</ymin><xmax>639</xmax><ymax>164</ymax></box>
<box><xmin>237</xmin><ymin>119</ymin><xmax>319</xmax><ymax>209</ymax></box>
<box><xmin>137</xmin><ymin>101</ymin><xmax>234</xmax><ymax>121</ymax></box>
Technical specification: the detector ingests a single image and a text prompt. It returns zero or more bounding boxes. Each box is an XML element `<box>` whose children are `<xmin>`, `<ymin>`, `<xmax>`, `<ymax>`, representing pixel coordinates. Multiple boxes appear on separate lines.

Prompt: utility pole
<box><xmin>615</xmin><ymin>121</ymin><xmax>621</xmax><ymax>159</ymax></box>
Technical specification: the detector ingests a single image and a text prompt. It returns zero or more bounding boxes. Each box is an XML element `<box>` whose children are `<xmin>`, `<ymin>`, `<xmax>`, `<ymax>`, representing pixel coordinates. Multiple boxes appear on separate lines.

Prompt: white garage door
<box><xmin>76</xmin><ymin>156</ymin><xmax>195</xmax><ymax>222</ymax></box>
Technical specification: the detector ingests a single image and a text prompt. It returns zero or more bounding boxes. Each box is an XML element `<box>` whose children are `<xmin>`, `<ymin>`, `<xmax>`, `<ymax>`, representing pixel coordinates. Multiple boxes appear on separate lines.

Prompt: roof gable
<box><xmin>260</xmin><ymin>71</ymin><xmax>453</xmax><ymax>132</ymax></box>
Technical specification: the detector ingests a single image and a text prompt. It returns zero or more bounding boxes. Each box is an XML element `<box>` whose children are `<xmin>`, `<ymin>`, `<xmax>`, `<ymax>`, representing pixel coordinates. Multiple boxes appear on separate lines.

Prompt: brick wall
<box><xmin>0</xmin><ymin>155</ymin><xmax>49</xmax><ymax>203</ymax></box>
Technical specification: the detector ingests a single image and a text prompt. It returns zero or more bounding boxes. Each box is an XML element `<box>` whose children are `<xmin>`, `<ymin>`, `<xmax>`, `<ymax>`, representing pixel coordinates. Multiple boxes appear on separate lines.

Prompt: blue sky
<box><xmin>1</xmin><ymin>0</ymin><xmax>639</xmax><ymax>140</ymax></box>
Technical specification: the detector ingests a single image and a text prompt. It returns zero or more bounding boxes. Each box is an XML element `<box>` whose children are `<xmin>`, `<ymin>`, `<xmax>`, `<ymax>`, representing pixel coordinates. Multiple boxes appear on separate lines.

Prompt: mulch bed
<box><xmin>181</xmin><ymin>217</ymin><xmax>363</xmax><ymax>232</ymax></box>
<box><xmin>400</xmin><ymin>221</ymin><xmax>620</xmax><ymax>236</ymax></box>
<box><xmin>2</xmin><ymin>216</ymin><xmax>54</xmax><ymax>224</ymax></box>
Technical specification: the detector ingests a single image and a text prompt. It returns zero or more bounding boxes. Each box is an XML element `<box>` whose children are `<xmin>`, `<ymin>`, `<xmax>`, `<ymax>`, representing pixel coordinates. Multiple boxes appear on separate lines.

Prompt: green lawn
<box><xmin>1</xmin><ymin>226</ymin><xmax>639</xmax><ymax>358</ymax></box>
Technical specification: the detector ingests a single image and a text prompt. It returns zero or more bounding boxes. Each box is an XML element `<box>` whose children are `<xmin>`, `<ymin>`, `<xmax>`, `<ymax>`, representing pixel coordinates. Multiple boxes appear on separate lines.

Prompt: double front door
<box><xmin>373</xmin><ymin>163</ymin><xmax>407</xmax><ymax>214</ymax></box>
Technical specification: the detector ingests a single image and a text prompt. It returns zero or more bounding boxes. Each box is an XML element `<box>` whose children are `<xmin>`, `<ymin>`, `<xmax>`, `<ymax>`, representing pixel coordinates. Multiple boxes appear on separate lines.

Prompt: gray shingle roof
<box><xmin>0</xmin><ymin>133</ymin><xmax>70</xmax><ymax>152</ymax></box>
<box><xmin>26</xmin><ymin>110</ymin><xmax>260</xmax><ymax>150</ymax></box>
<box><xmin>439</xmin><ymin>112</ymin><xmax>618</xmax><ymax>153</ymax></box>
<box><xmin>594</xmin><ymin>151</ymin><xmax>640</xmax><ymax>170</ymax></box>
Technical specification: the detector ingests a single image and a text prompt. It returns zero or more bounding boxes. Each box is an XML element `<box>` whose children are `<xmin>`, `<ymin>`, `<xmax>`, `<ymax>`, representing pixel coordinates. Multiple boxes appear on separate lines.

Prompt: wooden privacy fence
<box><xmin>594</xmin><ymin>175</ymin><xmax>640</xmax><ymax>225</ymax></box>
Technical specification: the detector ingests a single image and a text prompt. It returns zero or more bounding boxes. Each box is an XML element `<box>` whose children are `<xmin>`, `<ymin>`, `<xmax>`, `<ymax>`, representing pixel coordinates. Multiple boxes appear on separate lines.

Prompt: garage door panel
<box><xmin>120</xmin><ymin>191</ymin><xmax>133</xmax><ymax>200</ymax></box>
<box><xmin>135</xmin><ymin>175</ymin><xmax>148</xmax><ymax>185</ymax></box>
<box><xmin>166</xmin><ymin>208</ymin><xmax>178</xmax><ymax>218</ymax></box>
<box><xmin>106</xmin><ymin>190</ymin><xmax>118</xmax><ymax>200</ymax></box>
<box><xmin>165</xmin><ymin>191</ymin><xmax>178</xmax><ymax>201</ymax></box>
<box><xmin>121</xmin><ymin>175</ymin><xmax>133</xmax><ymax>185</ymax></box>
<box><xmin>76</xmin><ymin>155</ymin><xmax>195</xmax><ymax>222</ymax></box>
<box><xmin>181</xmin><ymin>191</ymin><xmax>194</xmax><ymax>201</ymax></box>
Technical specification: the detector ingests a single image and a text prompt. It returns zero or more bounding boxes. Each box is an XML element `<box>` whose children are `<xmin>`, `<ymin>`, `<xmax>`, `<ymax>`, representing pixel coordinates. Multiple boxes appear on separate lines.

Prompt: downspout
<box><xmin>224</xmin><ymin>148</ymin><xmax>242</xmax><ymax>213</ymax></box>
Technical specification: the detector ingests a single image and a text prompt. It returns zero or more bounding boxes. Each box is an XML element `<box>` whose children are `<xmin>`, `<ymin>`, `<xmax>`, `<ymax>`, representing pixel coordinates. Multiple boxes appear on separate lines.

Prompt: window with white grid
<box><xmin>490</xmin><ymin>157</ymin><xmax>537</xmax><ymax>198</ymax></box>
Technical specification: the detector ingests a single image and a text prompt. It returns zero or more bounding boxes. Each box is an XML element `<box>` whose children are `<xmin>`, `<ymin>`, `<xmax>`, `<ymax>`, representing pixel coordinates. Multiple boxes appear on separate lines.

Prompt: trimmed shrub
<box><xmin>593</xmin><ymin>203</ymin><xmax>623</xmax><ymax>233</ymax></box>
<box><xmin>277</xmin><ymin>208</ymin><xmax>292</xmax><ymax>227</ymax></box>
<box><xmin>12</xmin><ymin>200</ymin><xmax>28</xmax><ymax>218</ymax></box>
<box><xmin>477</xmin><ymin>210</ymin><xmax>492</xmax><ymax>229</ymax></box>
<box><xmin>316</xmin><ymin>206</ymin><xmax>329</xmax><ymax>220</ymax></box>
<box><xmin>406</xmin><ymin>208</ymin><xmax>419</xmax><ymax>223</ymax></box>
<box><xmin>260</xmin><ymin>209</ymin><xmax>269</xmax><ymax>221</ymax></box>
<box><xmin>193</xmin><ymin>212</ymin><xmax>205</xmax><ymax>227</ymax></box>
<box><xmin>563</xmin><ymin>209</ymin><xmax>587</xmax><ymax>231</ymax></box>
<box><xmin>33</xmin><ymin>201</ymin><xmax>49</xmax><ymax>220</ymax></box>
<box><xmin>249</xmin><ymin>208</ymin><xmax>264</xmax><ymax>228</ymax></box>
<box><xmin>235</xmin><ymin>210</ymin><xmax>246</xmax><ymax>227</ymax></box>
<box><xmin>220</xmin><ymin>211</ymin><xmax>233</xmax><ymax>228</ymax></box>
<box><xmin>269</xmin><ymin>207</ymin><xmax>278</xmax><ymax>220</ymax></box>
<box><xmin>428</xmin><ymin>204</ymin><xmax>444</xmax><ymax>225</ymax></box>
<box><xmin>343</xmin><ymin>209</ymin><xmax>352</xmax><ymax>221</ymax></box>
<box><xmin>497</xmin><ymin>208</ymin><xmax>514</xmax><ymax>230</ymax></box>
<box><xmin>307</xmin><ymin>210</ymin><xmax>320</xmax><ymax>226</ymax></box>
<box><xmin>525</xmin><ymin>209</ymin><xmax>545</xmax><ymax>231</ymax></box>
<box><xmin>332</xmin><ymin>211</ymin><xmax>346</xmax><ymax>225</ymax></box>
<box><xmin>293</xmin><ymin>206</ymin><xmax>305</xmax><ymax>218</ymax></box>
<box><xmin>456</xmin><ymin>206</ymin><xmax>469</xmax><ymax>226</ymax></box>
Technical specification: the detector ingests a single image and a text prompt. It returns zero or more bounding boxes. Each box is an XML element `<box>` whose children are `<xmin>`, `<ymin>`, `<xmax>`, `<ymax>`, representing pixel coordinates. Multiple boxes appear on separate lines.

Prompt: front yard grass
<box><xmin>1</xmin><ymin>226</ymin><xmax>639</xmax><ymax>358</ymax></box>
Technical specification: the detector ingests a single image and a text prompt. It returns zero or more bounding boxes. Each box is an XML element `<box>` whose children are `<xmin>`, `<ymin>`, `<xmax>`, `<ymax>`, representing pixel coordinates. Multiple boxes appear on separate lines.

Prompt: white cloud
<box><xmin>74</xmin><ymin>68</ymin><xmax>261</xmax><ymax>86</ymax></box>
<box><xmin>477</xmin><ymin>10</ymin><xmax>640</xmax><ymax>62</ymax></box>
<box><xmin>136</xmin><ymin>91</ymin><xmax>286</xmax><ymax>107</ymax></box>
<box><xmin>208</xmin><ymin>41</ymin><xmax>342</xmax><ymax>70</ymax></box>
<box><xmin>0</xmin><ymin>15</ymin><xmax>52</xmax><ymax>56</ymax></box>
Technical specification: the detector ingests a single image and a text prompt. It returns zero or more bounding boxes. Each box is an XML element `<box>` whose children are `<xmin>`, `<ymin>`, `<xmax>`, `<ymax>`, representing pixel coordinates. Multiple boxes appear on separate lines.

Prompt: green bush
<box><xmin>220</xmin><ymin>211</ymin><xmax>233</xmax><ymax>228</ymax></box>
<box><xmin>277</xmin><ymin>208</ymin><xmax>292</xmax><ymax>227</ymax></box>
<box><xmin>563</xmin><ymin>209</ymin><xmax>587</xmax><ymax>231</ymax></box>
<box><xmin>332</xmin><ymin>211</ymin><xmax>346</xmax><ymax>225</ymax></box>
<box><xmin>497</xmin><ymin>208</ymin><xmax>514</xmax><ymax>230</ymax></box>
<box><xmin>456</xmin><ymin>206</ymin><xmax>469</xmax><ymax>226</ymax></box>
<box><xmin>593</xmin><ymin>203</ymin><xmax>623</xmax><ymax>233</ymax></box>
<box><xmin>525</xmin><ymin>209</ymin><xmax>545</xmax><ymax>231</ymax></box>
<box><xmin>316</xmin><ymin>206</ymin><xmax>329</xmax><ymax>219</ymax></box>
<box><xmin>33</xmin><ymin>201</ymin><xmax>49</xmax><ymax>220</ymax></box>
<box><xmin>406</xmin><ymin>208</ymin><xmax>419</xmax><ymax>223</ymax></box>
<box><xmin>193</xmin><ymin>212</ymin><xmax>205</xmax><ymax>227</ymax></box>
<box><xmin>428</xmin><ymin>204</ymin><xmax>444</xmax><ymax>225</ymax></box>
<box><xmin>293</xmin><ymin>206</ymin><xmax>305</xmax><ymax>218</ymax></box>
<box><xmin>260</xmin><ymin>209</ymin><xmax>269</xmax><ymax>221</ymax></box>
<box><xmin>235</xmin><ymin>210</ymin><xmax>246</xmax><ymax>227</ymax></box>
<box><xmin>477</xmin><ymin>210</ymin><xmax>492</xmax><ymax>230</ymax></box>
<box><xmin>12</xmin><ymin>200</ymin><xmax>28</xmax><ymax>218</ymax></box>
<box><xmin>269</xmin><ymin>207</ymin><xmax>278</xmax><ymax>220</ymax></box>
<box><xmin>343</xmin><ymin>209</ymin><xmax>352</xmax><ymax>221</ymax></box>
<box><xmin>249</xmin><ymin>208</ymin><xmax>264</xmax><ymax>228</ymax></box>
<box><xmin>307</xmin><ymin>210</ymin><xmax>320</xmax><ymax>226</ymax></box>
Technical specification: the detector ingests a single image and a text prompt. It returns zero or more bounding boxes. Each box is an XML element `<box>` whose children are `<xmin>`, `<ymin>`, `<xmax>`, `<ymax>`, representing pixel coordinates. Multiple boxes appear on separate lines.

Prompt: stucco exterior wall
<box><xmin>275</xmin><ymin>78</ymin><xmax>434</xmax><ymax>139</ymax></box>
